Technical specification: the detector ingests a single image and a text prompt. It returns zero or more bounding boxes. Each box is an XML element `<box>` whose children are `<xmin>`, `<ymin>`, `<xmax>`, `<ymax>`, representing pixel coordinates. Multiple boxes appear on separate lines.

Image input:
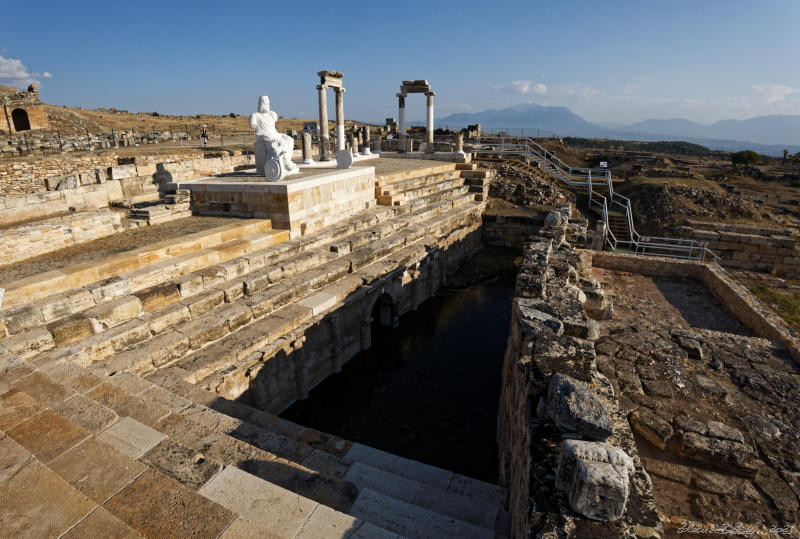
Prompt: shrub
<box><xmin>731</xmin><ymin>150</ymin><xmax>761</xmax><ymax>166</ymax></box>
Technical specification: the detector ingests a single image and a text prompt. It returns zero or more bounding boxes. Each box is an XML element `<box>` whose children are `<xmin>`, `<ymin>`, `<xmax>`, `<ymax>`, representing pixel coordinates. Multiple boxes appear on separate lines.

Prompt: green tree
<box><xmin>731</xmin><ymin>150</ymin><xmax>761</xmax><ymax>166</ymax></box>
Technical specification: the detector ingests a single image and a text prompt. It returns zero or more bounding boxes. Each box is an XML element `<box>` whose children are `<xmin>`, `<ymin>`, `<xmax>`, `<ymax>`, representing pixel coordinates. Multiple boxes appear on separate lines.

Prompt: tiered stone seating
<box><xmin>1</xmin><ymin>162</ymin><xmax>511</xmax><ymax>538</ymax></box>
<box><xmin>374</xmin><ymin>162</ymin><xmax>492</xmax><ymax>210</ymax></box>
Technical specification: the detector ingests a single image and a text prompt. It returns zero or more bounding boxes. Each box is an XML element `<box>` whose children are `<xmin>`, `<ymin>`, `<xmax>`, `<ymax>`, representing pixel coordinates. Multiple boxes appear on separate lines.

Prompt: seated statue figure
<box><xmin>249</xmin><ymin>96</ymin><xmax>298</xmax><ymax>181</ymax></box>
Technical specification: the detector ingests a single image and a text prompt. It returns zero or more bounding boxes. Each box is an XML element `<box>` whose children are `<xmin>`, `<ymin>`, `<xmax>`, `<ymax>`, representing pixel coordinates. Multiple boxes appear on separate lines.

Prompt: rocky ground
<box><xmin>592</xmin><ymin>268</ymin><xmax>800</xmax><ymax>536</ymax></box>
<box><xmin>616</xmin><ymin>181</ymin><xmax>764</xmax><ymax>235</ymax></box>
<box><xmin>486</xmin><ymin>162</ymin><xmax>574</xmax><ymax>211</ymax></box>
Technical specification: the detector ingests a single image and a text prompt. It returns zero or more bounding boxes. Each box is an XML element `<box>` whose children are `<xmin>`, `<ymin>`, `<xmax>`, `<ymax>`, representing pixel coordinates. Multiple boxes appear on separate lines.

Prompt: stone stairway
<box><xmin>1</xmin><ymin>165</ymin><xmax>510</xmax><ymax>537</ymax></box>
<box><xmin>375</xmin><ymin>162</ymin><xmax>492</xmax><ymax>208</ymax></box>
<box><xmin>128</xmin><ymin>189</ymin><xmax>192</xmax><ymax>224</ymax></box>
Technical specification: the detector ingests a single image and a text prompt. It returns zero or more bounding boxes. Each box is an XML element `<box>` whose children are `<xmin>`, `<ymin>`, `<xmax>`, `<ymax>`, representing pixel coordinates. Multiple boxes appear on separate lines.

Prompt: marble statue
<box><xmin>249</xmin><ymin>96</ymin><xmax>298</xmax><ymax>181</ymax></box>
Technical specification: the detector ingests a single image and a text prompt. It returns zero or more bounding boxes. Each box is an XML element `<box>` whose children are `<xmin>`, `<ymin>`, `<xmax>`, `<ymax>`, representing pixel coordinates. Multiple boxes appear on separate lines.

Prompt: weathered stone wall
<box><xmin>676</xmin><ymin>220</ymin><xmax>800</xmax><ymax>278</ymax></box>
<box><xmin>497</xmin><ymin>208</ymin><xmax>661</xmax><ymax>537</ymax></box>
<box><xmin>0</xmin><ymin>153</ymin><xmax>254</xmax><ymax>227</ymax></box>
<box><xmin>0</xmin><ymin>181</ymin><xmax>124</xmax><ymax>227</ymax></box>
<box><xmin>482</xmin><ymin>214</ymin><xmax>544</xmax><ymax>247</ymax></box>
<box><xmin>177</xmin><ymin>167</ymin><xmax>375</xmax><ymax>238</ymax></box>
<box><xmin>0</xmin><ymin>210</ymin><xmax>123</xmax><ymax>264</ymax></box>
<box><xmin>0</xmin><ymin>151</ymin><xmax>253</xmax><ymax>196</ymax></box>
<box><xmin>589</xmin><ymin>251</ymin><xmax>800</xmax><ymax>363</ymax></box>
<box><xmin>205</xmin><ymin>209</ymin><xmax>484</xmax><ymax>413</ymax></box>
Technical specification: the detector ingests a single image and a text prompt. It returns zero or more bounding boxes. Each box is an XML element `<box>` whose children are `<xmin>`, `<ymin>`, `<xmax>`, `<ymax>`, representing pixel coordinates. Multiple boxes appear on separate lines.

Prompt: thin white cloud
<box><xmin>559</xmin><ymin>83</ymin><xmax>600</xmax><ymax>99</ymax></box>
<box><xmin>0</xmin><ymin>55</ymin><xmax>52</xmax><ymax>87</ymax></box>
<box><xmin>498</xmin><ymin>80</ymin><xmax>547</xmax><ymax>96</ymax></box>
<box><xmin>752</xmin><ymin>84</ymin><xmax>797</xmax><ymax>105</ymax></box>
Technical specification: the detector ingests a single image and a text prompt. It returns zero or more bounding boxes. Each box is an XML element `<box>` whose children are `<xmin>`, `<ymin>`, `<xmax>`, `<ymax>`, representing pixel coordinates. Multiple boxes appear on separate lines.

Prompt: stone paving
<box><xmin>592</xmin><ymin>268</ymin><xmax>800</xmax><ymax>535</ymax></box>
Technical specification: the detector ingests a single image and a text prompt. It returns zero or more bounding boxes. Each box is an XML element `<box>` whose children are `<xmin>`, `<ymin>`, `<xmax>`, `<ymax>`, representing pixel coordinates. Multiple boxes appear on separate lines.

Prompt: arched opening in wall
<box><xmin>11</xmin><ymin>109</ymin><xmax>31</xmax><ymax>131</ymax></box>
<box><xmin>372</xmin><ymin>292</ymin><xmax>398</xmax><ymax>328</ymax></box>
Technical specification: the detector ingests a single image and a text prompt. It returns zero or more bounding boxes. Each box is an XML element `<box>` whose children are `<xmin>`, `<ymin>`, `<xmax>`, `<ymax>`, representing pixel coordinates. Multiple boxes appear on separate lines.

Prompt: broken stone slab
<box><xmin>516</xmin><ymin>299</ymin><xmax>564</xmax><ymax>337</ymax></box>
<box><xmin>556</xmin><ymin>440</ymin><xmax>634</xmax><ymax>522</ymax></box>
<box><xmin>679</xmin><ymin>431</ymin><xmax>758</xmax><ymax>477</ymax></box>
<box><xmin>628</xmin><ymin>409</ymin><xmax>673</xmax><ymax>450</ymax></box>
<box><xmin>544</xmin><ymin>373</ymin><xmax>614</xmax><ymax>441</ymax></box>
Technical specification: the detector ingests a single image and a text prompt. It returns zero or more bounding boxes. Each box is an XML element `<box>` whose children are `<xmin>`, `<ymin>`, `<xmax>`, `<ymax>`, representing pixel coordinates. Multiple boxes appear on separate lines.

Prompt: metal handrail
<box><xmin>467</xmin><ymin>136</ymin><xmax>719</xmax><ymax>262</ymax></box>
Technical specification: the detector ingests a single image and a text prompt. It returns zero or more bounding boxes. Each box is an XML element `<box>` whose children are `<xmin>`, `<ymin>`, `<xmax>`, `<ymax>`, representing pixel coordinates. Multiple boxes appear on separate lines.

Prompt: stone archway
<box><xmin>396</xmin><ymin>80</ymin><xmax>435</xmax><ymax>152</ymax></box>
<box><xmin>11</xmin><ymin>109</ymin><xmax>30</xmax><ymax>131</ymax></box>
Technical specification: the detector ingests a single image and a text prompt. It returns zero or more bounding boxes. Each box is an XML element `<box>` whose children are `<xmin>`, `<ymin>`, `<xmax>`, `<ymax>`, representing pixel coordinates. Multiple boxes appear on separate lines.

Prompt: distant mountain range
<box><xmin>411</xmin><ymin>103</ymin><xmax>800</xmax><ymax>156</ymax></box>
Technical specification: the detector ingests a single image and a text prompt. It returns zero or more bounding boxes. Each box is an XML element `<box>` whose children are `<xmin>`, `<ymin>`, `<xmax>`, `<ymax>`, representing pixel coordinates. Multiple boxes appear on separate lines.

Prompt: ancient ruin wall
<box><xmin>185</xmin><ymin>209</ymin><xmax>484</xmax><ymax>412</ymax></box>
<box><xmin>0</xmin><ymin>154</ymin><xmax>254</xmax><ymax>227</ymax></box>
<box><xmin>676</xmin><ymin>221</ymin><xmax>800</xmax><ymax>279</ymax></box>
<box><xmin>589</xmin><ymin>251</ymin><xmax>800</xmax><ymax>362</ymax></box>
<box><xmin>0</xmin><ymin>151</ymin><xmax>253</xmax><ymax>197</ymax></box>
<box><xmin>497</xmin><ymin>209</ymin><xmax>661</xmax><ymax>537</ymax></box>
<box><xmin>0</xmin><ymin>210</ymin><xmax>123</xmax><ymax>264</ymax></box>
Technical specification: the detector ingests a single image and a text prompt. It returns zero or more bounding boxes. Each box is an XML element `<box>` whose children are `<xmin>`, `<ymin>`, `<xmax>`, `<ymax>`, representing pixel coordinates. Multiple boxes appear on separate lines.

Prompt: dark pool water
<box><xmin>280</xmin><ymin>273</ymin><xmax>515</xmax><ymax>482</ymax></box>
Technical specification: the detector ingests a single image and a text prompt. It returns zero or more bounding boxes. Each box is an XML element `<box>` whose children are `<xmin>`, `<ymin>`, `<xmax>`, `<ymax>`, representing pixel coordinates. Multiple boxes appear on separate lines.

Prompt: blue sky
<box><xmin>2</xmin><ymin>0</ymin><xmax>799</xmax><ymax>125</ymax></box>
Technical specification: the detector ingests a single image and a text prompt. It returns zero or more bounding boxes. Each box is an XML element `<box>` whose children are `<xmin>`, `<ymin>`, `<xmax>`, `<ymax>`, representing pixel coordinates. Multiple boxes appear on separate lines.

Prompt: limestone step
<box><xmin>377</xmin><ymin>176</ymin><xmax>464</xmax><ymax>206</ymax></box>
<box><xmin>344</xmin><ymin>461</ymin><xmax>501</xmax><ymax>531</ymax></box>
<box><xmin>407</xmin><ymin>185</ymin><xmax>470</xmax><ymax>212</ymax></box>
<box><xmin>377</xmin><ymin>170</ymin><xmax>459</xmax><ymax>197</ymax></box>
<box><xmin>374</xmin><ymin>163</ymin><xmax>457</xmax><ymax>188</ymax></box>
<box><xmin>0</xmin><ymin>356</ymin><xmax>380</xmax><ymax>538</ymax></box>
<box><xmin>0</xmin><ymin>219</ymin><xmax>278</xmax><ymax>309</ymax></box>
<box><xmin>455</xmin><ymin>163</ymin><xmax>477</xmax><ymax>171</ymax></box>
<box><xmin>3</xmin><ymin>198</ymin><xmax>457</xmax><ymax>365</ymax></box>
<box><xmin>350</xmin><ymin>488</ymin><xmax>494</xmax><ymax>539</ymax></box>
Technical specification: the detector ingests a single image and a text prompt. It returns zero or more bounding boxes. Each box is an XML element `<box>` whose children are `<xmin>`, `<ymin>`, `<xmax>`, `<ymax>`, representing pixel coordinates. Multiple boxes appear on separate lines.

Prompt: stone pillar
<box><xmin>397</xmin><ymin>94</ymin><xmax>406</xmax><ymax>153</ymax></box>
<box><xmin>317</xmin><ymin>85</ymin><xmax>330</xmax><ymax>161</ymax></box>
<box><xmin>425</xmin><ymin>91</ymin><xmax>435</xmax><ymax>149</ymax></box>
<box><xmin>349</xmin><ymin>133</ymin><xmax>359</xmax><ymax>155</ymax></box>
<box><xmin>329</xmin><ymin>315</ymin><xmax>344</xmax><ymax>373</ymax></box>
<box><xmin>455</xmin><ymin>133</ymin><xmax>465</xmax><ymax>157</ymax></box>
<box><xmin>301</xmin><ymin>131</ymin><xmax>313</xmax><ymax>164</ymax></box>
<box><xmin>360</xmin><ymin>317</ymin><xmax>373</xmax><ymax>351</ymax></box>
<box><xmin>335</xmin><ymin>88</ymin><xmax>345</xmax><ymax>152</ymax></box>
<box><xmin>361</xmin><ymin>126</ymin><xmax>372</xmax><ymax>155</ymax></box>
<box><xmin>292</xmin><ymin>336</ymin><xmax>308</xmax><ymax>400</ymax></box>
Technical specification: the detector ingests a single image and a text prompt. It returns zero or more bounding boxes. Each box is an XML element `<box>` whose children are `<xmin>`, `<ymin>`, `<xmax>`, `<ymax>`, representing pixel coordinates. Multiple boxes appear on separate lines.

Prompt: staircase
<box><xmin>374</xmin><ymin>162</ymin><xmax>493</xmax><ymax>209</ymax></box>
<box><xmin>470</xmin><ymin>136</ymin><xmax>718</xmax><ymax>261</ymax></box>
<box><xmin>0</xmin><ymin>168</ymin><xmax>510</xmax><ymax>538</ymax></box>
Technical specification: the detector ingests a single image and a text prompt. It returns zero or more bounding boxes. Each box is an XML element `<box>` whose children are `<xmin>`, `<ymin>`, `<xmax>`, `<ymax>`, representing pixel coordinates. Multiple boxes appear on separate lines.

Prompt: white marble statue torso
<box><xmin>250</xmin><ymin>96</ymin><xmax>298</xmax><ymax>180</ymax></box>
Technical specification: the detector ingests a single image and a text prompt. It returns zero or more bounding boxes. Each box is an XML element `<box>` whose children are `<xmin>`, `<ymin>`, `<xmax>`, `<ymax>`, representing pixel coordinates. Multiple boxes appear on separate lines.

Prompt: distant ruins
<box><xmin>1</xmin><ymin>83</ymin><xmax>49</xmax><ymax>134</ymax></box>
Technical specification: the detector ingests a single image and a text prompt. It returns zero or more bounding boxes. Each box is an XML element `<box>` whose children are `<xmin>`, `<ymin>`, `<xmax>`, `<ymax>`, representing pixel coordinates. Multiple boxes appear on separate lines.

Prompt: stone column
<box><xmin>292</xmin><ymin>336</ymin><xmax>308</xmax><ymax>400</ymax></box>
<box><xmin>360</xmin><ymin>317</ymin><xmax>373</xmax><ymax>351</ymax></box>
<box><xmin>425</xmin><ymin>91</ymin><xmax>435</xmax><ymax>149</ymax></box>
<box><xmin>397</xmin><ymin>94</ymin><xmax>406</xmax><ymax>153</ymax></box>
<box><xmin>361</xmin><ymin>126</ymin><xmax>372</xmax><ymax>155</ymax></box>
<box><xmin>455</xmin><ymin>133</ymin><xmax>465</xmax><ymax>157</ymax></box>
<box><xmin>349</xmin><ymin>133</ymin><xmax>358</xmax><ymax>155</ymax></box>
<box><xmin>301</xmin><ymin>131</ymin><xmax>313</xmax><ymax>164</ymax></box>
<box><xmin>317</xmin><ymin>85</ymin><xmax>330</xmax><ymax>161</ymax></box>
<box><xmin>335</xmin><ymin>88</ymin><xmax>345</xmax><ymax>152</ymax></box>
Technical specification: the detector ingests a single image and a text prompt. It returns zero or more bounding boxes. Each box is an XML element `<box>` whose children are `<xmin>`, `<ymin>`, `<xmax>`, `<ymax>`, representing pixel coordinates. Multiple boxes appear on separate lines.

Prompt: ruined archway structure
<box><xmin>1</xmin><ymin>83</ymin><xmax>49</xmax><ymax>134</ymax></box>
<box><xmin>397</xmin><ymin>80</ymin><xmax>435</xmax><ymax>152</ymax></box>
<box><xmin>315</xmin><ymin>70</ymin><xmax>346</xmax><ymax>161</ymax></box>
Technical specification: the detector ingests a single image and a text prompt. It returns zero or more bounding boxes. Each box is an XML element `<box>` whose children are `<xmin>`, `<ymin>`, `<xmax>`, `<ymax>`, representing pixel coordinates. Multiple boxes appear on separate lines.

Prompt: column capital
<box><xmin>425</xmin><ymin>91</ymin><xmax>436</xmax><ymax>97</ymax></box>
<box><xmin>316</xmin><ymin>84</ymin><xmax>327</xmax><ymax>91</ymax></box>
<box><xmin>334</xmin><ymin>87</ymin><xmax>346</xmax><ymax>94</ymax></box>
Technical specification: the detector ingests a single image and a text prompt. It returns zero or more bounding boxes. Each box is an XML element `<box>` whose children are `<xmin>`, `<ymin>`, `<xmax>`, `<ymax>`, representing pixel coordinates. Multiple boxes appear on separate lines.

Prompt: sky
<box><xmin>2</xmin><ymin>0</ymin><xmax>799</xmax><ymax>126</ymax></box>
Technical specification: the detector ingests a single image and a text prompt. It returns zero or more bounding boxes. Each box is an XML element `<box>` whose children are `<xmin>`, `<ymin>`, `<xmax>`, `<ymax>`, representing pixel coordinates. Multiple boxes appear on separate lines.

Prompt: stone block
<box><xmin>85</xmin><ymin>296</ymin><xmax>143</xmax><ymax>331</ymax></box>
<box><xmin>556</xmin><ymin>440</ymin><xmax>634</xmax><ymax>522</ymax></box>
<box><xmin>2</xmin><ymin>327</ymin><xmax>56</xmax><ymax>358</ymax></box>
<box><xmin>96</xmin><ymin>416</ymin><xmax>167</xmax><ymax>459</ymax></box>
<box><xmin>134</xmin><ymin>283</ymin><xmax>181</xmax><ymax>312</ymax></box>
<box><xmin>87</xmin><ymin>276</ymin><xmax>131</xmax><ymax>304</ymax></box>
<box><xmin>1</xmin><ymin>303</ymin><xmax>43</xmax><ymax>335</ymax></box>
<box><xmin>109</xmin><ymin>164</ymin><xmax>137</xmax><ymax>180</ymax></box>
<box><xmin>178</xmin><ymin>314</ymin><xmax>229</xmax><ymax>349</ymax></box>
<box><xmin>148</xmin><ymin>303</ymin><xmax>192</xmax><ymax>335</ymax></box>
<box><xmin>199</xmin><ymin>466</ymin><xmax>317</xmax><ymax>538</ymax></box>
<box><xmin>544</xmin><ymin>372</ymin><xmax>613</xmax><ymax>440</ymax></box>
